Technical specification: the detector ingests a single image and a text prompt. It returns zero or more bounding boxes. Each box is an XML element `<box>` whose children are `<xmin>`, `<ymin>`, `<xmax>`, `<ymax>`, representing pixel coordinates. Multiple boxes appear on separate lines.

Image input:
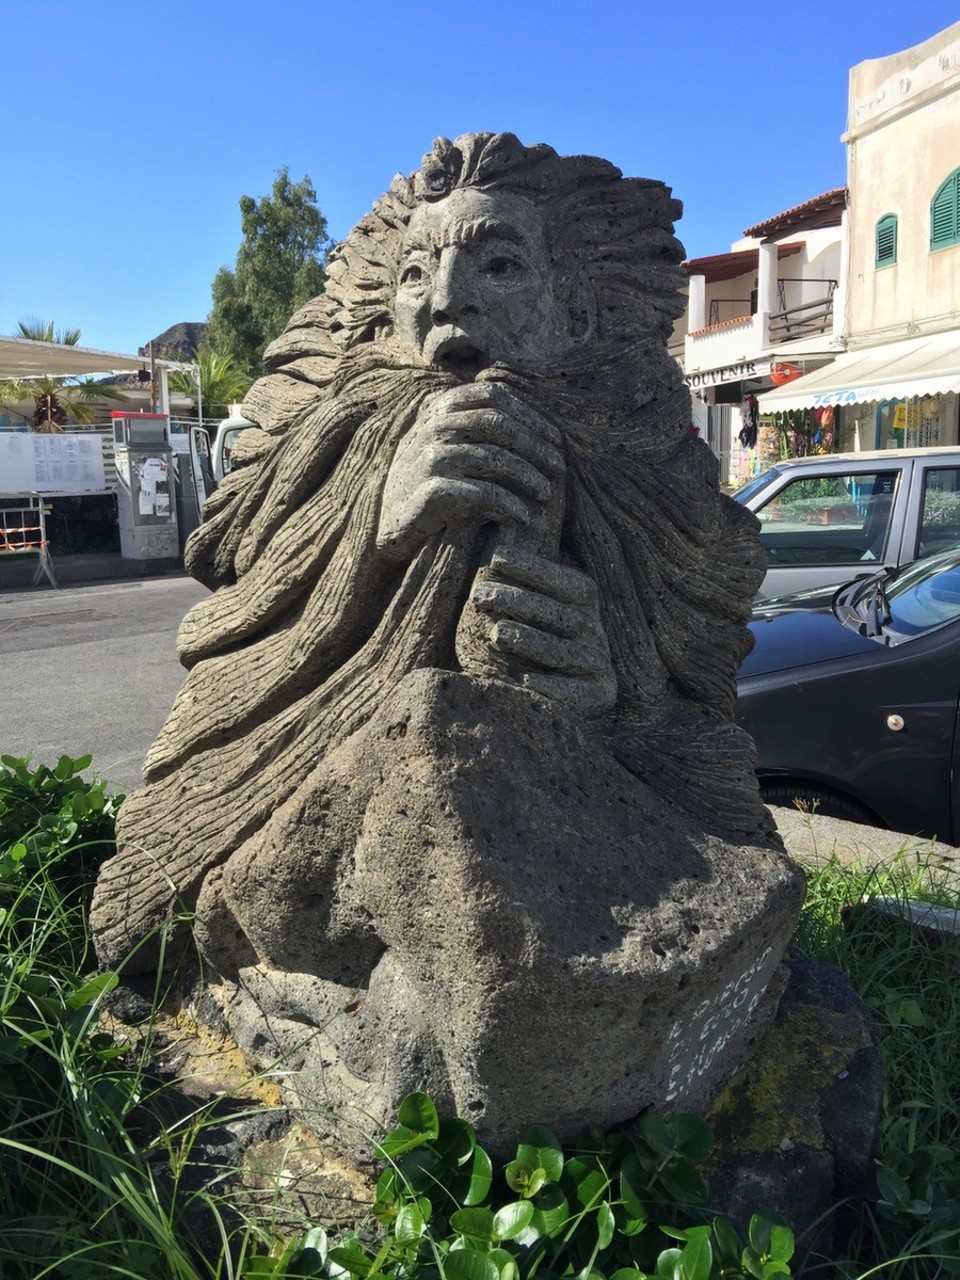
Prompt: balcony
<box><xmin>769</xmin><ymin>278</ymin><xmax>837</xmax><ymax>343</ymax></box>
<box><xmin>706</xmin><ymin>298</ymin><xmax>754</xmax><ymax>327</ymax></box>
<box><xmin>686</xmin><ymin>314</ymin><xmax>760</xmax><ymax>374</ymax></box>
<box><xmin>684</xmin><ymin>276</ymin><xmax>840</xmax><ymax>381</ymax></box>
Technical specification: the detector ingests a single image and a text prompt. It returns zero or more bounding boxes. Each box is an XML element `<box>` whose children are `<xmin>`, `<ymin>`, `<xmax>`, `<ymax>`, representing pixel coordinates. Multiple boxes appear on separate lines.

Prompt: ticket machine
<box><xmin>111</xmin><ymin>413</ymin><xmax>179</xmax><ymax>560</ymax></box>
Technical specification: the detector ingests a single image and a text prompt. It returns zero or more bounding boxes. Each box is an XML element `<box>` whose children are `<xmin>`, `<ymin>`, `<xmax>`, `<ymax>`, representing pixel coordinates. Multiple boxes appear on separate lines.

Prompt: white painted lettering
<box><xmin>659</xmin><ymin>948</ymin><xmax>776</xmax><ymax>1102</ymax></box>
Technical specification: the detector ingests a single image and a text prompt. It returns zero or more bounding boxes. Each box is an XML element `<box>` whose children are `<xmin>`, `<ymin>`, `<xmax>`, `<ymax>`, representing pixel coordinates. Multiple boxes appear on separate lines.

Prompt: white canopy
<box><xmin>0</xmin><ymin>334</ymin><xmax>188</xmax><ymax>380</ymax></box>
<box><xmin>758</xmin><ymin>330</ymin><xmax>960</xmax><ymax>412</ymax></box>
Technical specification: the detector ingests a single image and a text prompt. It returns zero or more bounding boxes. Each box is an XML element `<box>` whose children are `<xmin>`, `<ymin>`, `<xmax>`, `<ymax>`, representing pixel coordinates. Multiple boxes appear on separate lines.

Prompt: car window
<box><xmin>917</xmin><ymin>467</ymin><xmax>960</xmax><ymax>561</ymax></box>
<box><xmin>732</xmin><ymin>472</ymin><xmax>780</xmax><ymax>505</ymax></box>
<box><xmin>753</xmin><ymin>471</ymin><xmax>899</xmax><ymax>568</ymax></box>
<box><xmin>885</xmin><ymin>552</ymin><xmax>960</xmax><ymax>635</ymax></box>
<box><xmin>219</xmin><ymin>426</ymin><xmax>245</xmax><ymax>476</ymax></box>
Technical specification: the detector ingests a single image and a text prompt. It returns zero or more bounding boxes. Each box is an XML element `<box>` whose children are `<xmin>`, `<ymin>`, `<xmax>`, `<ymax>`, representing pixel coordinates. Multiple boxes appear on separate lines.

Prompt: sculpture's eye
<box><xmin>486</xmin><ymin>255</ymin><xmax>521</xmax><ymax>278</ymax></box>
<box><xmin>400</xmin><ymin>263</ymin><xmax>425</xmax><ymax>285</ymax></box>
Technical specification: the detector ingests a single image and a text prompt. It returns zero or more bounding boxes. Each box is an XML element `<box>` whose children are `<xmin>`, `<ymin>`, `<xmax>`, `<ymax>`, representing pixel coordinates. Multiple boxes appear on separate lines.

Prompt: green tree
<box><xmin>18</xmin><ymin>317</ymin><xmax>82</xmax><ymax>346</ymax></box>
<box><xmin>0</xmin><ymin>318</ymin><xmax>124</xmax><ymax>431</ymax></box>
<box><xmin>207</xmin><ymin>168</ymin><xmax>330</xmax><ymax>373</ymax></box>
<box><xmin>167</xmin><ymin>344</ymin><xmax>252</xmax><ymax>421</ymax></box>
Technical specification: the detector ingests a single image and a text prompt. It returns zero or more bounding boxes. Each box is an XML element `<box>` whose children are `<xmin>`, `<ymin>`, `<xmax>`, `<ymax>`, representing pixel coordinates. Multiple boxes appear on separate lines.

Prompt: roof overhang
<box><xmin>0</xmin><ymin>334</ymin><xmax>190</xmax><ymax>379</ymax></box>
<box><xmin>743</xmin><ymin>188</ymin><xmax>846</xmax><ymax>240</ymax></box>
<box><xmin>683</xmin><ymin>242</ymin><xmax>802</xmax><ymax>284</ymax></box>
<box><xmin>757</xmin><ymin>331</ymin><xmax>960</xmax><ymax>412</ymax></box>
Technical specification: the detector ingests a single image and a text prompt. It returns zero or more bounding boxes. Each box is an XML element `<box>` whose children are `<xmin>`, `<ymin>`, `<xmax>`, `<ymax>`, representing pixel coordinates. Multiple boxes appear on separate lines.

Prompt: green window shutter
<box><xmin>876</xmin><ymin>214</ymin><xmax>897</xmax><ymax>266</ymax></box>
<box><xmin>931</xmin><ymin>170</ymin><xmax>960</xmax><ymax>249</ymax></box>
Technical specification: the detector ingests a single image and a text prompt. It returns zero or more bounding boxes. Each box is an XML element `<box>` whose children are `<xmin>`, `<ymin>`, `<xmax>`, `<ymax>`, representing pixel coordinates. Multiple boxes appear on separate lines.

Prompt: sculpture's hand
<box><xmin>376</xmin><ymin>383</ymin><xmax>564</xmax><ymax>562</ymax></box>
<box><xmin>466</xmin><ymin>547</ymin><xmax>617</xmax><ymax>717</ymax></box>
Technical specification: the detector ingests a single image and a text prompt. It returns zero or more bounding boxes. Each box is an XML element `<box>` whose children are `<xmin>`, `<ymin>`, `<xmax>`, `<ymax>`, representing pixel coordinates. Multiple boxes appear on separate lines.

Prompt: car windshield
<box><xmin>838</xmin><ymin>548</ymin><xmax>960</xmax><ymax>640</ymax></box>
<box><xmin>731</xmin><ymin>471</ymin><xmax>781</xmax><ymax>505</ymax></box>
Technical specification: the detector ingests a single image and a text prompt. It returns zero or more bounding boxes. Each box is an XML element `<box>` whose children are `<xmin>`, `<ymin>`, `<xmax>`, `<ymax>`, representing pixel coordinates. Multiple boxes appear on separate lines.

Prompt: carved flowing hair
<box><xmin>92</xmin><ymin>134</ymin><xmax>769</xmax><ymax>973</ymax></box>
<box><xmin>239</xmin><ymin>133</ymin><xmax>689</xmax><ymax>436</ymax></box>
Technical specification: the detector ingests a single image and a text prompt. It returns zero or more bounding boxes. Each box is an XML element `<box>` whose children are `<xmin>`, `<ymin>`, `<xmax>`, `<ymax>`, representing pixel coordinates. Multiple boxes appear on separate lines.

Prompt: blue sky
<box><xmin>3</xmin><ymin>1</ymin><xmax>958</xmax><ymax>357</ymax></box>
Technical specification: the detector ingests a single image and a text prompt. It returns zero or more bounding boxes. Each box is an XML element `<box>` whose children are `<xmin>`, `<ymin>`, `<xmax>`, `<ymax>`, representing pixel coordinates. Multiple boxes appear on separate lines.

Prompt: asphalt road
<box><xmin>0</xmin><ymin>573</ymin><xmax>209</xmax><ymax>794</ymax></box>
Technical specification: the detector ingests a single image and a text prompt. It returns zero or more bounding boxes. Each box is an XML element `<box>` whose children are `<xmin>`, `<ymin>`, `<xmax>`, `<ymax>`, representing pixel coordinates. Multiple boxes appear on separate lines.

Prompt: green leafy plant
<box><xmin>1</xmin><ymin>753</ymin><xmax>125</xmax><ymax>993</ymax></box>
<box><xmin>773</xmin><ymin>477</ymin><xmax>849</xmax><ymax>505</ymax></box>
<box><xmin>0</xmin><ymin>752</ymin><xmax>122</xmax><ymax>887</ymax></box>
<box><xmin>770</xmin><ymin>410</ymin><xmax>834</xmax><ymax>460</ymax></box>
<box><xmin>167</xmin><ymin>343</ymin><xmax>253</xmax><ymax>421</ymax></box>
<box><xmin>317</xmin><ymin>1091</ymin><xmax>794</xmax><ymax>1280</ymax></box>
<box><xmin>922</xmin><ymin>491</ymin><xmax>960</xmax><ymax>527</ymax></box>
<box><xmin>0</xmin><ymin>753</ymin><xmax>249</xmax><ymax>1278</ymax></box>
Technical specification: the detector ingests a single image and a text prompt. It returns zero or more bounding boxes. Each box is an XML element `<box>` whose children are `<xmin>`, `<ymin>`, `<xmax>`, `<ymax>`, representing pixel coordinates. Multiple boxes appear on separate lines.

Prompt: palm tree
<box><xmin>167</xmin><ymin>344</ymin><xmax>252</xmax><ymax>422</ymax></box>
<box><xmin>19</xmin><ymin>318</ymin><xmax>82</xmax><ymax>346</ymax></box>
<box><xmin>0</xmin><ymin>318</ymin><xmax>124</xmax><ymax>431</ymax></box>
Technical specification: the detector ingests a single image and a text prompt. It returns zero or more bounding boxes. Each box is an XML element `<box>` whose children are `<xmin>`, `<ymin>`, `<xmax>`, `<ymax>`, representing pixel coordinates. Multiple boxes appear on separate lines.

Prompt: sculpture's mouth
<box><xmin>433</xmin><ymin>334</ymin><xmax>490</xmax><ymax>381</ymax></box>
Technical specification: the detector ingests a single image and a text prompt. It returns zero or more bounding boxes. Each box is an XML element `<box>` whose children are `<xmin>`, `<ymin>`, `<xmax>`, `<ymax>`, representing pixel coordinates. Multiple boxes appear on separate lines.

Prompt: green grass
<box><xmin>2</xmin><ymin>758</ymin><xmax>198</xmax><ymax>1277</ymax></box>
<box><xmin>0</xmin><ymin>754</ymin><xmax>305</xmax><ymax>1279</ymax></box>
<box><xmin>3</xmin><ymin>752</ymin><xmax>960</xmax><ymax>1278</ymax></box>
<box><xmin>794</xmin><ymin>852</ymin><xmax>960</xmax><ymax>1278</ymax></box>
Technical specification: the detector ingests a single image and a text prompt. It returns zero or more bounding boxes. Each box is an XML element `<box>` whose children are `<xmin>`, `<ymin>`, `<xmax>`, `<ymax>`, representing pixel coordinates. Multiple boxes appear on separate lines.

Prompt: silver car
<box><xmin>733</xmin><ymin>447</ymin><xmax>960</xmax><ymax>598</ymax></box>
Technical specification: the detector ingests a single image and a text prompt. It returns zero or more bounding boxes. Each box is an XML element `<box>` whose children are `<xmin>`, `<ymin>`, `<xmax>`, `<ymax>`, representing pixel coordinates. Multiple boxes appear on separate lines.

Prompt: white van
<box><xmin>211</xmin><ymin>411</ymin><xmax>256</xmax><ymax>483</ymax></box>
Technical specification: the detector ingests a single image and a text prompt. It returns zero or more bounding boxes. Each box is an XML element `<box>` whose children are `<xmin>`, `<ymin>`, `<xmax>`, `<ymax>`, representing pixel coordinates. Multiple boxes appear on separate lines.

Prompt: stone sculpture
<box><xmin>91</xmin><ymin>133</ymin><xmax>805</xmax><ymax>1150</ymax></box>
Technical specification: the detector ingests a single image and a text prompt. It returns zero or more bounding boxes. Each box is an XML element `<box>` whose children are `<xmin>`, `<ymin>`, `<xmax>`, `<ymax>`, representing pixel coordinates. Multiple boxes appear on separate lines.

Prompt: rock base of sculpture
<box><xmin>195</xmin><ymin>669</ymin><xmax>804</xmax><ymax>1154</ymax></box>
<box><xmin>707</xmin><ymin>953</ymin><xmax>884</xmax><ymax>1255</ymax></box>
<box><xmin>101</xmin><ymin>953</ymin><xmax>879</xmax><ymax>1255</ymax></box>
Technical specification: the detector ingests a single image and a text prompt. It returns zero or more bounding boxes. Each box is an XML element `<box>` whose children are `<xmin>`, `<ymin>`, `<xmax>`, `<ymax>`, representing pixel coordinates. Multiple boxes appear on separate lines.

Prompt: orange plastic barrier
<box><xmin>0</xmin><ymin>502</ymin><xmax>58</xmax><ymax>587</ymax></box>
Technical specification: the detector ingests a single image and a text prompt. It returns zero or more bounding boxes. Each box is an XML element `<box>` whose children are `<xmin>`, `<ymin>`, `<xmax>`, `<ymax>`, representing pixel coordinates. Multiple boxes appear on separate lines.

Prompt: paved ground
<box><xmin>0</xmin><ymin>572</ymin><xmax>208</xmax><ymax>793</ymax></box>
<box><xmin>770</xmin><ymin>804</ymin><xmax>960</xmax><ymax>873</ymax></box>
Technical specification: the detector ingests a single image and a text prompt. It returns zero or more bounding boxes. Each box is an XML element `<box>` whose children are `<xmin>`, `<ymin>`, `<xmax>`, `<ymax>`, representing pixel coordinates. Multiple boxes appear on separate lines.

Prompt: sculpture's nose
<box><xmin>430</xmin><ymin>247</ymin><xmax>477</xmax><ymax>326</ymax></box>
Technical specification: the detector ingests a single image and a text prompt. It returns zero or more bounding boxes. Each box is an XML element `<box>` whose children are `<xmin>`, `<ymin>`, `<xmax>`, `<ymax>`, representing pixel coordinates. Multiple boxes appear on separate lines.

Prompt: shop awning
<box><xmin>757</xmin><ymin>330</ymin><xmax>960</xmax><ymax>412</ymax></box>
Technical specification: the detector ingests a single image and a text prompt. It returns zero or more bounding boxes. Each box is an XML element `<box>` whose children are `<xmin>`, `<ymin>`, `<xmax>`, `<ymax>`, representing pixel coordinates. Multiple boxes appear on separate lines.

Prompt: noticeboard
<box><xmin>0</xmin><ymin>432</ymin><xmax>107</xmax><ymax>495</ymax></box>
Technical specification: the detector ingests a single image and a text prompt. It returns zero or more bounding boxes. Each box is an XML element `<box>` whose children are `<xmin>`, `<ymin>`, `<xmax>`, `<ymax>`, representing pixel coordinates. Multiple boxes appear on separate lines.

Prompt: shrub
<box><xmin>306</xmin><ymin>1094</ymin><xmax>796</xmax><ymax>1280</ymax></box>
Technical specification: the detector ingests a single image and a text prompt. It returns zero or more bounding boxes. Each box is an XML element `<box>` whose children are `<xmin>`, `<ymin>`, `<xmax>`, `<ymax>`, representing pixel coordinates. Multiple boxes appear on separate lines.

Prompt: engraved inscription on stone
<box><xmin>664</xmin><ymin>947</ymin><xmax>776</xmax><ymax>1103</ymax></box>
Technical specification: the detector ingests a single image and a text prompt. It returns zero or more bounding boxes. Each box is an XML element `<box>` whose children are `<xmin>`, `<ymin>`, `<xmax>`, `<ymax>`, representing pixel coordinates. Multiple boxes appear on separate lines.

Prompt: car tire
<box><xmin>760</xmin><ymin>781</ymin><xmax>880</xmax><ymax>827</ymax></box>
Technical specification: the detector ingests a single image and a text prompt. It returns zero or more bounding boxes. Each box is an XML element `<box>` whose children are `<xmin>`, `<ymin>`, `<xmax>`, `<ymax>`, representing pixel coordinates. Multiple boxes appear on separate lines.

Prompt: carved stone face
<box><xmin>393</xmin><ymin>187</ymin><xmax>561</xmax><ymax>377</ymax></box>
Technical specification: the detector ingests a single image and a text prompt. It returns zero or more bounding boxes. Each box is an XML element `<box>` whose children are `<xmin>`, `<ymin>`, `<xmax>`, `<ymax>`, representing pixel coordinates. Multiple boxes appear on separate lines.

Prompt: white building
<box><xmin>679</xmin><ymin>189</ymin><xmax>847</xmax><ymax>483</ymax></box>
<box><xmin>759</xmin><ymin>21</ymin><xmax>960</xmax><ymax>452</ymax></box>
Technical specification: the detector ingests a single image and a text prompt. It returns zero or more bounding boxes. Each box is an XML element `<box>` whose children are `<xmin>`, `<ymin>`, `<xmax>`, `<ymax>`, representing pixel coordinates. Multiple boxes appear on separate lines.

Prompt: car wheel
<box><xmin>760</xmin><ymin>781</ymin><xmax>880</xmax><ymax>826</ymax></box>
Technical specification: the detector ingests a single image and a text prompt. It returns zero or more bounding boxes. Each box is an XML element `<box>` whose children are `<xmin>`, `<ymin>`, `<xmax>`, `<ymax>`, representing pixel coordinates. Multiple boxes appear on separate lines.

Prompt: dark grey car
<box><xmin>736</xmin><ymin>548</ymin><xmax>960</xmax><ymax>843</ymax></box>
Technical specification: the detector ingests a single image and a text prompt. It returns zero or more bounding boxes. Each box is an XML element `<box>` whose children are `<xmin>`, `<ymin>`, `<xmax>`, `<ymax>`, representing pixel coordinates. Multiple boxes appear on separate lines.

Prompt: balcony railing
<box><xmin>769</xmin><ymin>279</ymin><xmax>837</xmax><ymax>342</ymax></box>
<box><xmin>707</xmin><ymin>298</ymin><xmax>754</xmax><ymax>327</ymax></box>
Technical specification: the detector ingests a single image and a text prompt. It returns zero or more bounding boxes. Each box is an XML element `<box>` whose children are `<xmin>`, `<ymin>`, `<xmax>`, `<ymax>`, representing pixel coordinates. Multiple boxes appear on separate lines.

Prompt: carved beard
<box><xmin>91</xmin><ymin>336</ymin><xmax>767</xmax><ymax>974</ymax></box>
<box><xmin>179</xmin><ymin>327</ymin><xmax>707</xmax><ymax>713</ymax></box>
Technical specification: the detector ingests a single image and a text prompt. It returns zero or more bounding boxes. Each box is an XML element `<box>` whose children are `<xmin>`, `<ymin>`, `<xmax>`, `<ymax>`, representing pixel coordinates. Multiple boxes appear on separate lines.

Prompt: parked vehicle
<box><xmin>733</xmin><ymin>447</ymin><xmax>960</xmax><ymax>598</ymax></box>
<box><xmin>211</xmin><ymin>412</ymin><xmax>255</xmax><ymax>482</ymax></box>
<box><xmin>736</xmin><ymin>547</ymin><xmax>960</xmax><ymax>843</ymax></box>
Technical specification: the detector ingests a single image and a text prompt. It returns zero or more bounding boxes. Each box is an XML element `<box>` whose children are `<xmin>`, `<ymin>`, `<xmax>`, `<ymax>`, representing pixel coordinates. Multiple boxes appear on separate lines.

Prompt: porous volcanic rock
<box><xmin>198</xmin><ymin>670</ymin><xmax>801</xmax><ymax>1152</ymax></box>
